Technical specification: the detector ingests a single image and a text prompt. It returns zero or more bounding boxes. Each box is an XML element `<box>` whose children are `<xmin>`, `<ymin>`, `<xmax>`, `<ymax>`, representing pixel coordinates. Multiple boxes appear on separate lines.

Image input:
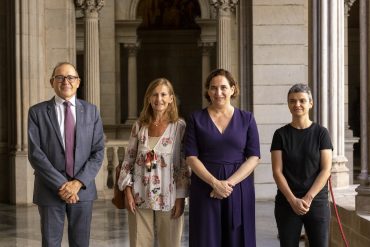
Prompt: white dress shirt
<box><xmin>54</xmin><ymin>95</ymin><xmax>77</xmax><ymax>148</ymax></box>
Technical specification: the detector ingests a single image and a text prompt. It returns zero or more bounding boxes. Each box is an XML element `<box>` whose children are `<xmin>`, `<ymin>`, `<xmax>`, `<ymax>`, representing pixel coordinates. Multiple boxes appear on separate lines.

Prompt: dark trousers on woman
<box><xmin>275</xmin><ymin>198</ymin><xmax>330</xmax><ymax>247</ymax></box>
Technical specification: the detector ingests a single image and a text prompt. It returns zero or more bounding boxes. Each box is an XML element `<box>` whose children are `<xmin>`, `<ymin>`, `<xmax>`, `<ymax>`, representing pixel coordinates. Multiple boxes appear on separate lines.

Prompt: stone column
<box><xmin>196</xmin><ymin>18</ymin><xmax>216</xmax><ymax>107</ymax></box>
<box><xmin>115</xmin><ymin>20</ymin><xmax>141</xmax><ymax>125</ymax></box>
<box><xmin>319</xmin><ymin>0</ymin><xmax>329</xmax><ymax>127</ymax></box>
<box><xmin>75</xmin><ymin>0</ymin><xmax>104</xmax><ymax>198</ymax></box>
<box><xmin>75</xmin><ymin>0</ymin><xmax>104</xmax><ymax>108</ymax></box>
<box><xmin>311</xmin><ymin>0</ymin><xmax>319</xmax><ymax>122</ymax></box>
<box><xmin>318</xmin><ymin>0</ymin><xmax>349</xmax><ymax>187</ymax></box>
<box><xmin>125</xmin><ymin>43</ymin><xmax>140</xmax><ymax>124</ymax></box>
<box><xmin>210</xmin><ymin>0</ymin><xmax>238</xmax><ymax>71</ymax></box>
<box><xmin>9</xmin><ymin>0</ymin><xmax>46</xmax><ymax>204</ymax></box>
<box><xmin>358</xmin><ymin>0</ymin><xmax>368</xmax><ymax>181</ymax></box>
<box><xmin>355</xmin><ymin>0</ymin><xmax>370</xmax><ymax>215</ymax></box>
<box><xmin>199</xmin><ymin>42</ymin><xmax>214</xmax><ymax>107</ymax></box>
<box><xmin>331</xmin><ymin>0</ymin><xmax>349</xmax><ymax>187</ymax></box>
<box><xmin>344</xmin><ymin>0</ymin><xmax>359</xmax><ymax>185</ymax></box>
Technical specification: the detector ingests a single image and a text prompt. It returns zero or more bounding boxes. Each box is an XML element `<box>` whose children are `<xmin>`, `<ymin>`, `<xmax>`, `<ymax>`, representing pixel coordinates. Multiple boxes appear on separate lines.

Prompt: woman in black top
<box><xmin>271</xmin><ymin>84</ymin><xmax>333</xmax><ymax>247</ymax></box>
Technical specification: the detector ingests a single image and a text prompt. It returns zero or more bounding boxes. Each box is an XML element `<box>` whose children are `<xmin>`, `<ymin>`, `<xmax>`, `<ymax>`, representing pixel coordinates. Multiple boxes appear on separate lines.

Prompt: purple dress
<box><xmin>184</xmin><ymin>108</ymin><xmax>260</xmax><ymax>247</ymax></box>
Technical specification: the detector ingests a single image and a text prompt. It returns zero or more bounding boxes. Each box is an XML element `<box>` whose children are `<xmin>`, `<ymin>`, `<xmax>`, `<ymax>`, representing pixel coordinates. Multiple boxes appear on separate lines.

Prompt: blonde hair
<box><xmin>138</xmin><ymin>78</ymin><xmax>179</xmax><ymax>126</ymax></box>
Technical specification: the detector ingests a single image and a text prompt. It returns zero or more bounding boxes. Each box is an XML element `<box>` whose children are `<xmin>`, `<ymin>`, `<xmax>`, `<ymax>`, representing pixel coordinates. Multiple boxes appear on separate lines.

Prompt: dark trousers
<box><xmin>275</xmin><ymin>199</ymin><xmax>330</xmax><ymax>247</ymax></box>
<box><xmin>38</xmin><ymin>201</ymin><xmax>93</xmax><ymax>247</ymax></box>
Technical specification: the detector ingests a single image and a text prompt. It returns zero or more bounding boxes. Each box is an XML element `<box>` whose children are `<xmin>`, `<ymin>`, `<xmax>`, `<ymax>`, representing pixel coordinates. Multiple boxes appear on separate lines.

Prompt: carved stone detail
<box><xmin>124</xmin><ymin>43</ymin><xmax>140</xmax><ymax>56</ymax></box>
<box><xmin>198</xmin><ymin>42</ymin><xmax>215</xmax><ymax>56</ymax></box>
<box><xmin>344</xmin><ymin>0</ymin><xmax>357</xmax><ymax>16</ymax></box>
<box><xmin>75</xmin><ymin>0</ymin><xmax>104</xmax><ymax>15</ymax></box>
<box><xmin>210</xmin><ymin>0</ymin><xmax>239</xmax><ymax>11</ymax></box>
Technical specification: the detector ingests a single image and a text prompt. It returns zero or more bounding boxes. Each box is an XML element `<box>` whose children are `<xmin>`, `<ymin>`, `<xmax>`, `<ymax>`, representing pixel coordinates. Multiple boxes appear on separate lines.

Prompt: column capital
<box><xmin>344</xmin><ymin>0</ymin><xmax>357</xmax><ymax>16</ymax></box>
<box><xmin>124</xmin><ymin>43</ymin><xmax>140</xmax><ymax>56</ymax></box>
<box><xmin>198</xmin><ymin>41</ymin><xmax>215</xmax><ymax>48</ymax></box>
<box><xmin>76</xmin><ymin>0</ymin><xmax>104</xmax><ymax>16</ymax></box>
<box><xmin>210</xmin><ymin>0</ymin><xmax>239</xmax><ymax>12</ymax></box>
<box><xmin>198</xmin><ymin>41</ymin><xmax>215</xmax><ymax>55</ymax></box>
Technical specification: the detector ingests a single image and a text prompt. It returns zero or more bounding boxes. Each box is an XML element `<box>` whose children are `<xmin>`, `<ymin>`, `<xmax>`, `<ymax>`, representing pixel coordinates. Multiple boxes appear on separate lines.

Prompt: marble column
<box><xmin>355</xmin><ymin>0</ymin><xmax>370</xmax><ymax>215</ymax></box>
<box><xmin>10</xmin><ymin>0</ymin><xmax>46</xmax><ymax>204</ymax></box>
<box><xmin>75</xmin><ymin>0</ymin><xmax>104</xmax><ymax>198</ymax></box>
<box><xmin>75</xmin><ymin>0</ymin><xmax>104</xmax><ymax>108</ymax></box>
<box><xmin>115</xmin><ymin>20</ymin><xmax>141</xmax><ymax>125</ymax></box>
<box><xmin>311</xmin><ymin>0</ymin><xmax>319</xmax><ymax>122</ymax></box>
<box><xmin>318</xmin><ymin>0</ymin><xmax>349</xmax><ymax>187</ymax></box>
<box><xmin>125</xmin><ymin>43</ymin><xmax>139</xmax><ymax>124</ymax></box>
<box><xmin>344</xmin><ymin>0</ymin><xmax>359</xmax><ymax>185</ymax></box>
<box><xmin>319</xmin><ymin>0</ymin><xmax>329</xmax><ymax>128</ymax></box>
<box><xmin>195</xmin><ymin>18</ymin><xmax>216</xmax><ymax>107</ymax></box>
<box><xmin>358</xmin><ymin>0</ymin><xmax>368</xmax><ymax>181</ymax></box>
<box><xmin>199</xmin><ymin>42</ymin><xmax>214</xmax><ymax>107</ymax></box>
<box><xmin>210</xmin><ymin>0</ymin><xmax>238</xmax><ymax>71</ymax></box>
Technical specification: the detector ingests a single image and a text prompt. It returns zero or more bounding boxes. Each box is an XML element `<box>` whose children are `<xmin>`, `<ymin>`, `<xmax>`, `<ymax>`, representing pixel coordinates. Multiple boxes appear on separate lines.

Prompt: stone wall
<box><xmin>44</xmin><ymin>0</ymin><xmax>76</xmax><ymax>99</ymax></box>
<box><xmin>99</xmin><ymin>0</ymin><xmax>116</xmax><ymax>124</ymax></box>
<box><xmin>329</xmin><ymin>187</ymin><xmax>370</xmax><ymax>247</ymax></box>
<box><xmin>252</xmin><ymin>0</ymin><xmax>308</xmax><ymax>199</ymax></box>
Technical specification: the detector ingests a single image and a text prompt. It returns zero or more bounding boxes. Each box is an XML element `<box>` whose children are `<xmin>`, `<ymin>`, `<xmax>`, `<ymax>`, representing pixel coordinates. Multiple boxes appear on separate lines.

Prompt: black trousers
<box><xmin>274</xmin><ymin>198</ymin><xmax>330</xmax><ymax>247</ymax></box>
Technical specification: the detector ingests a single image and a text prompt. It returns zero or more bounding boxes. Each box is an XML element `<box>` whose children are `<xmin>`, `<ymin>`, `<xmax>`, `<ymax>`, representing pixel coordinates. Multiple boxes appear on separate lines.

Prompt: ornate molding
<box><xmin>344</xmin><ymin>0</ymin><xmax>357</xmax><ymax>16</ymax></box>
<box><xmin>124</xmin><ymin>42</ymin><xmax>141</xmax><ymax>56</ymax></box>
<box><xmin>75</xmin><ymin>0</ymin><xmax>104</xmax><ymax>15</ymax></box>
<box><xmin>210</xmin><ymin>0</ymin><xmax>239</xmax><ymax>11</ymax></box>
<box><xmin>198</xmin><ymin>41</ymin><xmax>215</xmax><ymax>55</ymax></box>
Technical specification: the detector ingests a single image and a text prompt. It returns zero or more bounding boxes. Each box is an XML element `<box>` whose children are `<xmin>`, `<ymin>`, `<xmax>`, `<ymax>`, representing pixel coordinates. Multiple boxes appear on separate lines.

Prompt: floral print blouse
<box><xmin>117</xmin><ymin>119</ymin><xmax>189</xmax><ymax>211</ymax></box>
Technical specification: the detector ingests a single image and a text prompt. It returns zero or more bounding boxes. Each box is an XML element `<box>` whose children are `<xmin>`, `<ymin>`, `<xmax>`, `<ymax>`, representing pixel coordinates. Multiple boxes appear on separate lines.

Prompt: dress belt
<box><xmin>230</xmin><ymin>179</ymin><xmax>243</xmax><ymax>229</ymax></box>
<box><xmin>219</xmin><ymin>162</ymin><xmax>244</xmax><ymax>230</ymax></box>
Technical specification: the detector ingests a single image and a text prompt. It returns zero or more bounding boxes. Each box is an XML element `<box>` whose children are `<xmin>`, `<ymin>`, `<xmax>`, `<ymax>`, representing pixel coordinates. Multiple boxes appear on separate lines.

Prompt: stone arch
<box><xmin>128</xmin><ymin>0</ymin><xmax>140</xmax><ymax>20</ymax></box>
<box><xmin>128</xmin><ymin>0</ymin><xmax>213</xmax><ymax>20</ymax></box>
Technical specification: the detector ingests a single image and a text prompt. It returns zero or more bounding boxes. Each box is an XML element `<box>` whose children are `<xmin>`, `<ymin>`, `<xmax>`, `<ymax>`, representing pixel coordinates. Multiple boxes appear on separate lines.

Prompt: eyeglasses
<box><xmin>52</xmin><ymin>75</ymin><xmax>79</xmax><ymax>83</ymax></box>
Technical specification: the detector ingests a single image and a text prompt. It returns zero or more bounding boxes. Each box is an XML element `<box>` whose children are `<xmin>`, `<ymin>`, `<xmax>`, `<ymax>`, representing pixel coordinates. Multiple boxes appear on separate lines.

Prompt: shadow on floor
<box><xmin>0</xmin><ymin>200</ymin><xmax>305</xmax><ymax>247</ymax></box>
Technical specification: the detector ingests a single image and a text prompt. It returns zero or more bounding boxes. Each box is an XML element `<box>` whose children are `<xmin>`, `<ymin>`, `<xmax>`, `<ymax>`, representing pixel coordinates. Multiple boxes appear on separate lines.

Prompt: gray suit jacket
<box><xmin>28</xmin><ymin>97</ymin><xmax>105</xmax><ymax>206</ymax></box>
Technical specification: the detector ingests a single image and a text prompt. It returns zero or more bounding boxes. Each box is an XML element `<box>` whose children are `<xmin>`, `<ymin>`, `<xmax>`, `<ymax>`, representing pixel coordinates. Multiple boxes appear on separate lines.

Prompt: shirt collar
<box><xmin>54</xmin><ymin>95</ymin><xmax>77</xmax><ymax>106</ymax></box>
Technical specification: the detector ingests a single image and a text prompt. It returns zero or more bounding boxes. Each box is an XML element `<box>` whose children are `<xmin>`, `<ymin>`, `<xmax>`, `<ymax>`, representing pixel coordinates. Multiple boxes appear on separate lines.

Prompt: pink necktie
<box><xmin>63</xmin><ymin>101</ymin><xmax>75</xmax><ymax>177</ymax></box>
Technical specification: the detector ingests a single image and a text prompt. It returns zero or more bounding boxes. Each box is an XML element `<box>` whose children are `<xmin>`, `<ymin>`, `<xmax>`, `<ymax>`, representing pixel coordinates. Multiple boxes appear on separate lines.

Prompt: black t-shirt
<box><xmin>270</xmin><ymin>123</ymin><xmax>333</xmax><ymax>200</ymax></box>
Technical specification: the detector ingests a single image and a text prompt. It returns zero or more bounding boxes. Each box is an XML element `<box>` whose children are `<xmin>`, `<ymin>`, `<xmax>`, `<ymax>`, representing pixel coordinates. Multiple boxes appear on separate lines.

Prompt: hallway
<box><xmin>0</xmin><ymin>200</ymin><xmax>303</xmax><ymax>247</ymax></box>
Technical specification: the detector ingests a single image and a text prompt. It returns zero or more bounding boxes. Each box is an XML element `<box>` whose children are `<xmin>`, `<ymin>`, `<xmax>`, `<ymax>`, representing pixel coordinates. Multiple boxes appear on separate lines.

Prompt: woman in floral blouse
<box><xmin>118</xmin><ymin>78</ymin><xmax>189</xmax><ymax>247</ymax></box>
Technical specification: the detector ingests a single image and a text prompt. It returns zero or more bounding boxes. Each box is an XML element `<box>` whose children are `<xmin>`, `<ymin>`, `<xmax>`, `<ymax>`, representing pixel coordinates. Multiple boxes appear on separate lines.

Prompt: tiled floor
<box><xmin>0</xmin><ymin>200</ymin><xmax>304</xmax><ymax>247</ymax></box>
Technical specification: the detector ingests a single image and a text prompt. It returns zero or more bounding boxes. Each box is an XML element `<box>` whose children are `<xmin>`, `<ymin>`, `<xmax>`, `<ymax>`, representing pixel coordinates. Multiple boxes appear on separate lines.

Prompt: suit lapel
<box><xmin>47</xmin><ymin>97</ymin><xmax>64</xmax><ymax>148</ymax></box>
<box><xmin>75</xmin><ymin>99</ymin><xmax>84</xmax><ymax>152</ymax></box>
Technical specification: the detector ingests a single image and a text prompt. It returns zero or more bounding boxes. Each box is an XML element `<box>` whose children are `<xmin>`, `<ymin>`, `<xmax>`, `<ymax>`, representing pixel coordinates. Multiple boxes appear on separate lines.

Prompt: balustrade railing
<box><xmin>97</xmin><ymin>140</ymin><xmax>128</xmax><ymax>198</ymax></box>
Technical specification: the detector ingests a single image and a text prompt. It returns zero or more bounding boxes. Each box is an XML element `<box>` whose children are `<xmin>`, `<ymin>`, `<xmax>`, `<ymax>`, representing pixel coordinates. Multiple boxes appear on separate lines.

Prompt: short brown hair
<box><xmin>204</xmin><ymin>68</ymin><xmax>239</xmax><ymax>103</ymax></box>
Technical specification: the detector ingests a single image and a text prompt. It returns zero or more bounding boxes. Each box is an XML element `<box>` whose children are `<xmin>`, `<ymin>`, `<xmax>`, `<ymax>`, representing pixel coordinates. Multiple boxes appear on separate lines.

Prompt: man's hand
<box><xmin>59</xmin><ymin>180</ymin><xmax>83</xmax><ymax>204</ymax></box>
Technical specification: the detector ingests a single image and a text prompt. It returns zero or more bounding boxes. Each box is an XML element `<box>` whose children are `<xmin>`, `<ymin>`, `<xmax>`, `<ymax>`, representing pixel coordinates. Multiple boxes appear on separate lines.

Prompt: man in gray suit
<box><xmin>28</xmin><ymin>62</ymin><xmax>105</xmax><ymax>247</ymax></box>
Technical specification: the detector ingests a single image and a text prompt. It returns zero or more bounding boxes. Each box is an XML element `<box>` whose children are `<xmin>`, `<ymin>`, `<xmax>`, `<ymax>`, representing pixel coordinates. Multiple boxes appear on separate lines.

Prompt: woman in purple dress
<box><xmin>184</xmin><ymin>69</ymin><xmax>260</xmax><ymax>247</ymax></box>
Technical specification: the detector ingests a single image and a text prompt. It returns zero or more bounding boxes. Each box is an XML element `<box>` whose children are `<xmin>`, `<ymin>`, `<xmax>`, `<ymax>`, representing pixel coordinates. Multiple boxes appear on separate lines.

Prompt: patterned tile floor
<box><xmin>0</xmin><ymin>200</ymin><xmax>304</xmax><ymax>247</ymax></box>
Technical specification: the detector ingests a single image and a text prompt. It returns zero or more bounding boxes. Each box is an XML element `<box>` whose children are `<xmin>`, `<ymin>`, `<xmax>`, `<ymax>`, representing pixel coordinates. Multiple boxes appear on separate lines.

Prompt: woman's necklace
<box><xmin>152</xmin><ymin>119</ymin><xmax>161</xmax><ymax>127</ymax></box>
<box><xmin>149</xmin><ymin>117</ymin><xmax>168</xmax><ymax>137</ymax></box>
